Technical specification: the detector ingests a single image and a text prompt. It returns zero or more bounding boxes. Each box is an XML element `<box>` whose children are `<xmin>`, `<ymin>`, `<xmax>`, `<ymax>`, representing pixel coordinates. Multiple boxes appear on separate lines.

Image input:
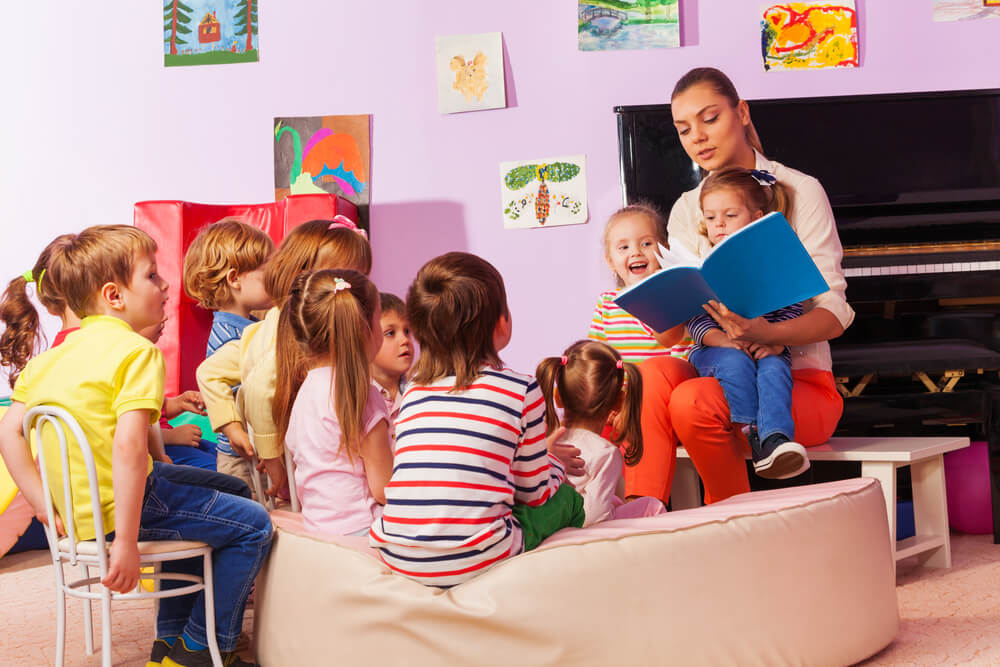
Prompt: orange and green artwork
<box><xmin>933</xmin><ymin>0</ymin><xmax>1000</xmax><ymax>22</ymax></box>
<box><xmin>274</xmin><ymin>115</ymin><xmax>371</xmax><ymax>227</ymax></box>
<box><xmin>761</xmin><ymin>2</ymin><xmax>858</xmax><ymax>71</ymax></box>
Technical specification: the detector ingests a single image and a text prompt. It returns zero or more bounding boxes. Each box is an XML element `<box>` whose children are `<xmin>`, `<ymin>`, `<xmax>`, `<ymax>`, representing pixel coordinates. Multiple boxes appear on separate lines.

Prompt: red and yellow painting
<box><xmin>761</xmin><ymin>2</ymin><xmax>858</xmax><ymax>71</ymax></box>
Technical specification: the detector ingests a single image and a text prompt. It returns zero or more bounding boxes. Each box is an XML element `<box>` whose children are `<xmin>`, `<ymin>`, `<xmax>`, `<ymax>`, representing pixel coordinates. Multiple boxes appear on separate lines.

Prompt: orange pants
<box><xmin>626</xmin><ymin>356</ymin><xmax>843</xmax><ymax>505</ymax></box>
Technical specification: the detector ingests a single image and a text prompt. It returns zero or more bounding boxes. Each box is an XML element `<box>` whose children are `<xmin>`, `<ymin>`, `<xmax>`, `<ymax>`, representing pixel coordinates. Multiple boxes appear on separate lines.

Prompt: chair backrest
<box><xmin>23</xmin><ymin>405</ymin><xmax>111</xmax><ymax>572</ymax></box>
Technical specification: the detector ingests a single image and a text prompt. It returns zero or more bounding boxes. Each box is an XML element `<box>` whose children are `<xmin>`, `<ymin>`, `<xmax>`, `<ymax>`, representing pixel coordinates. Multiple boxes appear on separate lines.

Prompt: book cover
<box><xmin>613</xmin><ymin>212</ymin><xmax>829</xmax><ymax>332</ymax></box>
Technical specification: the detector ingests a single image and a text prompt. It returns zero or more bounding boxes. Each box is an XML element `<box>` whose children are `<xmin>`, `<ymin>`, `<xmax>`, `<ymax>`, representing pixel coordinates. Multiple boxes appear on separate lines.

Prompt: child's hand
<box><xmin>748</xmin><ymin>343</ymin><xmax>785</xmax><ymax>360</ymax></box>
<box><xmin>261</xmin><ymin>456</ymin><xmax>289</xmax><ymax>500</ymax></box>
<box><xmin>163</xmin><ymin>423</ymin><xmax>202</xmax><ymax>447</ymax></box>
<box><xmin>164</xmin><ymin>391</ymin><xmax>206</xmax><ymax>419</ymax></box>
<box><xmin>547</xmin><ymin>426</ymin><xmax>585</xmax><ymax>477</ymax></box>
<box><xmin>103</xmin><ymin>539</ymin><xmax>141</xmax><ymax>593</ymax></box>
<box><xmin>221</xmin><ymin>422</ymin><xmax>255</xmax><ymax>458</ymax></box>
<box><xmin>35</xmin><ymin>509</ymin><xmax>66</xmax><ymax>537</ymax></box>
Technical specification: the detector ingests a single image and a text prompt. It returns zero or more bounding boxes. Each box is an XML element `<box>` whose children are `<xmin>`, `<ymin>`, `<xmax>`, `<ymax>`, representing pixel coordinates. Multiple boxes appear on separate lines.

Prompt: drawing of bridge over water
<box><xmin>579</xmin><ymin>4</ymin><xmax>628</xmax><ymax>35</ymax></box>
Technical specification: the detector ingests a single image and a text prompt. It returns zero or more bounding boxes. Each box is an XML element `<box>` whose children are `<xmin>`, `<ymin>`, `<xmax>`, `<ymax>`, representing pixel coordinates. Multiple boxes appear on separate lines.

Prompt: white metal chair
<box><xmin>247</xmin><ymin>425</ymin><xmax>299</xmax><ymax>512</ymax></box>
<box><xmin>24</xmin><ymin>405</ymin><xmax>223</xmax><ymax>667</ymax></box>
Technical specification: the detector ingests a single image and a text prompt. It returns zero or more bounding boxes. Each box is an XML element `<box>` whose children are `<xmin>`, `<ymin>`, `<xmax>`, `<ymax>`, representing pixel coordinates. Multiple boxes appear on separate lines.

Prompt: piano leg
<box><xmin>987</xmin><ymin>389</ymin><xmax>1000</xmax><ymax>545</ymax></box>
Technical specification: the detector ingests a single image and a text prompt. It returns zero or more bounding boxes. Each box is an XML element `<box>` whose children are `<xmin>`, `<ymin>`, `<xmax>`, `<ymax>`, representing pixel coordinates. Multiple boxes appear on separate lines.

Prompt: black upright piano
<box><xmin>615</xmin><ymin>89</ymin><xmax>1000</xmax><ymax>543</ymax></box>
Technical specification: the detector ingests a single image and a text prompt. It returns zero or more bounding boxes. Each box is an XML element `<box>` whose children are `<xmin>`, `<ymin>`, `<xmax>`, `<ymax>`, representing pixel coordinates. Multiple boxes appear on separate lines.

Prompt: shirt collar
<box><xmin>80</xmin><ymin>315</ymin><xmax>134</xmax><ymax>332</ymax></box>
<box><xmin>212</xmin><ymin>310</ymin><xmax>256</xmax><ymax>328</ymax></box>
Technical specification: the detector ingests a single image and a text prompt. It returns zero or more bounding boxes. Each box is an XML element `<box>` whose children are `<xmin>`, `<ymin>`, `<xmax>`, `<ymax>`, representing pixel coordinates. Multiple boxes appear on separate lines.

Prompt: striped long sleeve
<box><xmin>588</xmin><ymin>290</ymin><xmax>693</xmax><ymax>362</ymax></box>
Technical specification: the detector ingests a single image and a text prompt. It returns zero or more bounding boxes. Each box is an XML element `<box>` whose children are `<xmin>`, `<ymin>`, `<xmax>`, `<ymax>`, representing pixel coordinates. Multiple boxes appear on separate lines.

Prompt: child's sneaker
<box><xmin>146</xmin><ymin>638</ymin><xmax>173</xmax><ymax>666</ymax></box>
<box><xmin>160</xmin><ymin>636</ymin><xmax>256</xmax><ymax>667</ymax></box>
<box><xmin>751</xmin><ymin>431</ymin><xmax>810</xmax><ymax>480</ymax></box>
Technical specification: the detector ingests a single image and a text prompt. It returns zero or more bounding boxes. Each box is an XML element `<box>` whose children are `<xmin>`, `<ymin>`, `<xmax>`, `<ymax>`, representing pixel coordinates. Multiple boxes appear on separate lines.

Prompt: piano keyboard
<box><xmin>844</xmin><ymin>260</ymin><xmax>1000</xmax><ymax>278</ymax></box>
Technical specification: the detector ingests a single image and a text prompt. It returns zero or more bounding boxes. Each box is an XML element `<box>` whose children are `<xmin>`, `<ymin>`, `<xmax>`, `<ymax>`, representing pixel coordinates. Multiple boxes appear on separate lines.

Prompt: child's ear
<box><xmin>753</xmin><ymin>209</ymin><xmax>765</xmax><ymax>221</ymax></box>
<box><xmin>225</xmin><ymin>268</ymin><xmax>240</xmax><ymax>291</ymax></box>
<box><xmin>101</xmin><ymin>281</ymin><xmax>125</xmax><ymax>311</ymax></box>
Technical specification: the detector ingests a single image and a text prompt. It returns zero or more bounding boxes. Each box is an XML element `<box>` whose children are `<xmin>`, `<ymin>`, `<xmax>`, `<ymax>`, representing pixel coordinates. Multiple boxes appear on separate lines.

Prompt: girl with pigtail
<box><xmin>0</xmin><ymin>235</ymin><xmax>79</xmax><ymax>387</ymax></box>
<box><xmin>537</xmin><ymin>340</ymin><xmax>665</xmax><ymax>526</ymax></box>
<box><xmin>274</xmin><ymin>269</ymin><xmax>393</xmax><ymax>537</ymax></box>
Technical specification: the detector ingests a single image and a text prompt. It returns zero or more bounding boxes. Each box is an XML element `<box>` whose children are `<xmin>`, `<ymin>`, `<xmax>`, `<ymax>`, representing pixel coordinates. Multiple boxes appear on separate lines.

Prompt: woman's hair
<box><xmin>183</xmin><ymin>219</ymin><xmax>275</xmax><ymax>310</ymax></box>
<box><xmin>406</xmin><ymin>252</ymin><xmax>508</xmax><ymax>390</ymax></box>
<box><xmin>697</xmin><ymin>167</ymin><xmax>792</xmax><ymax>242</ymax></box>
<box><xmin>273</xmin><ymin>269</ymin><xmax>379</xmax><ymax>460</ymax></box>
<box><xmin>603</xmin><ymin>202</ymin><xmax>668</xmax><ymax>288</ymax></box>
<box><xmin>263</xmin><ymin>220</ymin><xmax>372</xmax><ymax>306</ymax></box>
<box><xmin>671</xmin><ymin>67</ymin><xmax>765</xmax><ymax>156</ymax></box>
<box><xmin>536</xmin><ymin>340</ymin><xmax>643</xmax><ymax>465</ymax></box>
<box><xmin>0</xmin><ymin>234</ymin><xmax>74</xmax><ymax>387</ymax></box>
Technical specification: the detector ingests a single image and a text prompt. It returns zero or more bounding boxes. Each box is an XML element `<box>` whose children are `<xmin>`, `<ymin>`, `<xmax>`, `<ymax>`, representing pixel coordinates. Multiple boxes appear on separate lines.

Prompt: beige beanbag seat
<box><xmin>255</xmin><ymin>478</ymin><xmax>898</xmax><ymax>666</ymax></box>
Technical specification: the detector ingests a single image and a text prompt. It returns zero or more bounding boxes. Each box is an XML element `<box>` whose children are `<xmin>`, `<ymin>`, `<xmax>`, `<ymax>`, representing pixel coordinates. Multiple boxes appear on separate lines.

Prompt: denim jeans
<box><xmin>688</xmin><ymin>345</ymin><xmax>794</xmax><ymax>442</ymax></box>
<box><xmin>164</xmin><ymin>438</ymin><xmax>218</xmax><ymax>470</ymax></box>
<box><xmin>138</xmin><ymin>467</ymin><xmax>272</xmax><ymax>651</ymax></box>
<box><xmin>152</xmin><ymin>460</ymin><xmax>251</xmax><ymax>499</ymax></box>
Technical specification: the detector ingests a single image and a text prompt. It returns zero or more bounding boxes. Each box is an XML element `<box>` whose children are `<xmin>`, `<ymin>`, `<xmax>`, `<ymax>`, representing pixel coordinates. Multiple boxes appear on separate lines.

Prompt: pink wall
<box><xmin>2</xmin><ymin>1</ymin><xmax>999</xmax><ymax>382</ymax></box>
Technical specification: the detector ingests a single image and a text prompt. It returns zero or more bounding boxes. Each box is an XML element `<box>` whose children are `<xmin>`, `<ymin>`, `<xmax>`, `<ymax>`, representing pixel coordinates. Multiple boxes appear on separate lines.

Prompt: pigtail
<box><xmin>617</xmin><ymin>363</ymin><xmax>644</xmax><ymax>466</ymax></box>
<box><xmin>769</xmin><ymin>181</ymin><xmax>793</xmax><ymax>219</ymax></box>
<box><xmin>273</xmin><ymin>282</ymin><xmax>309</xmax><ymax>450</ymax></box>
<box><xmin>0</xmin><ymin>276</ymin><xmax>42</xmax><ymax>388</ymax></box>
<box><xmin>534</xmin><ymin>357</ymin><xmax>563</xmax><ymax>436</ymax></box>
<box><xmin>330</xmin><ymin>288</ymin><xmax>372</xmax><ymax>460</ymax></box>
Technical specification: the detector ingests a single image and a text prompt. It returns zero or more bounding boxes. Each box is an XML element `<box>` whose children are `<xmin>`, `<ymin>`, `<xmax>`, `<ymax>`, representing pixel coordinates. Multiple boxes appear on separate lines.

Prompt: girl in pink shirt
<box><xmin>274</xmin><ymin>269</ymin><xmax>393</xmax><ymax>537</ymax></box>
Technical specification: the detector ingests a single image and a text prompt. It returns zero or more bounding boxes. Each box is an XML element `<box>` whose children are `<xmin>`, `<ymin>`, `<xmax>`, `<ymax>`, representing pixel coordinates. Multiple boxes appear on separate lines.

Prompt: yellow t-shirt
<box><xmin>12</xmin><ymin>315</ymin><xmax>163</xmax><ymax>541</ymax></box>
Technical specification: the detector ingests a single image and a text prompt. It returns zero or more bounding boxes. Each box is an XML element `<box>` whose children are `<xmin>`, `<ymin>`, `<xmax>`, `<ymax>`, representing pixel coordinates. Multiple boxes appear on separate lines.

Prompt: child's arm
<box><xmin>147</xmin><ymin>425</ymin><xmax>172</xmax><ymax>463</ymax></box>
<box><xmin>0</xmin><ymin>401</ymin><xmax>64</xmax><ymax>534</ymax></box>
<box><xmin>688</xmin><ymin>314</ymin><xmax>742</xmax><ymax>349</ymax></box>
<box><xmin>510</xmin><ymin>382</ymin><xmax>566</xmax><ymax>506</ymax></box>
<box><xmin>360</xmin><ymin>419</ymin><xmax>392</xmax><ymax>505</ymax></box>
<box><xmin>653</xmin><ymin>323</ymin><xmax>687</xmax><ymax>349</ymax></box>
<box><xmin>102</xmin><ymin>409</ymin><xmax>150</xmax><ymax>594</ymax></box>
<box><xmin>196</xmin><ymin>340</ymin><xmax>244</xmax><ymax>442</ymax></box>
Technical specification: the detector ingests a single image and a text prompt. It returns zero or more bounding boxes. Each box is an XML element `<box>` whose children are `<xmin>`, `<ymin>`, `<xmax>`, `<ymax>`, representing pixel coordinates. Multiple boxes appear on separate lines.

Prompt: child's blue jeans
<box><xmin>688</xmin><ymin>346</ymin><xmax>795</xmax><ymax>442</ymax></box>
<box><xmin>137</xmin><ymin>465</ymin><xmax>272</xmax><ymax>651</ymax></box>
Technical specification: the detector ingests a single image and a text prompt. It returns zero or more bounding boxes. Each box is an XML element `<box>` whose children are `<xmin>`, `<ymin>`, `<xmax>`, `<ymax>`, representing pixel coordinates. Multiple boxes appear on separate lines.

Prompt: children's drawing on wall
<box><xmin>435</xmin><ymin>32</ymin><xmax>506</xmax><ymax>114</ymax></box>
<box><xmin>578</xmin><ymin>0</ymin><xmax>680</xmax><ymax>51</ymax></box>
<box><xmin>164</xmin><ymin>0</ymin><xmax>259</xmax><ymax>67</ymax></box>
<box><xmin>761</xmin><ymin>2</ymin><xmax>858</xmax><ymax>71</ymax></box>
<box><xmin>933</xmin><ymin>0</ymin><xmax>1000</xmax><ymax>21</ymax></box>
<box><xmin>273</xmin><ymin>115</ymin><xmax>372</xmax><ymax>227</ymax></box>
<box><xmin>500</xmin><ymin>156</ymin><xmax>588</xmax><ymax>230</ymax></box>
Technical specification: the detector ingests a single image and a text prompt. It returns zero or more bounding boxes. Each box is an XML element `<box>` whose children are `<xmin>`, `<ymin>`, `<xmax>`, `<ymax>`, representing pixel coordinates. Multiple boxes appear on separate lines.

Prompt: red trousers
<box><xmin>626</xmin><ymin>356</ymin><xmax>843</xmax><ymax>504</ymax></box>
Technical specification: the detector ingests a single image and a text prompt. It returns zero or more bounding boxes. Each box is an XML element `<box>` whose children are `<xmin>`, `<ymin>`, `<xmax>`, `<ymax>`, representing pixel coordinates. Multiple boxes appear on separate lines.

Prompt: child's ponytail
<box><xmin>0</xmin><ymin>235</ymin><xmax>73</xmax><ymax>387</ymax></box>
<box><xmin>534</xmin><ymin>356</ymin><xmax>563</xmax><ymax>435</ymax></box>
<box><xmin>617</xmin><ymin>362</ymin><xmax>644</xmax><ymax>466</ymax></box>
<box><xmin>274</xmin><ymin>269</ymin><xmax>378</xmax><ymax>460</ymax></box>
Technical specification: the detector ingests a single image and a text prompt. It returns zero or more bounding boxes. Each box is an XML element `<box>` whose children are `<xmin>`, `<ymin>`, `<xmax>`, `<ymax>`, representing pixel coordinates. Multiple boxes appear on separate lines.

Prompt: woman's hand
<box><xmin>702</xmin><ymin>301</ymin><xmax>772</xmax><ymax>344</ymax></box>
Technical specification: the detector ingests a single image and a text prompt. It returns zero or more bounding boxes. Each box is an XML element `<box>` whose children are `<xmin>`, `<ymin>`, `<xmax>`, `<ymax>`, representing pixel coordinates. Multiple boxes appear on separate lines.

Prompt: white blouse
<box><xmin>667</xmin><ymin>152</ymin><xmax>855</xmax><ymax>372</ymax></box>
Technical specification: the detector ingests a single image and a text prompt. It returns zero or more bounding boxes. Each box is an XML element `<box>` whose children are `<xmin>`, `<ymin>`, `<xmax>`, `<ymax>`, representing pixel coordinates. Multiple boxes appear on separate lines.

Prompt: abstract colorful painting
<box><xmin>933</xmin><ymin>0</ymin><xmax>1000</xmax><ymax>22</ymax></box>
<box><xmin>164</xmin><ymin>0</ymin><xmax>259</xmax><ymax>67</ymax></box>
<box><xmin>273</xmin><ymin>115</ymin><xmax>372</xmax><ymax>227</ymax></box>
<box><xmin>500</xmin><ymin>156</ymin><xmax>588</xmax><ymax>230</ymax></box>
<box><xmin>435</xmin><ymin>32</ymin><xmax>507</xmax><ymax>114</ymax></box>
<box><xmin>578</xmin><ymin>0</ymin><xmax>680</xmax><ymax>51</ymax></box>
<box><xmin>761</xmin><ymin>2</ymin><xmax>858</xmax><ymax>71</ymax></box>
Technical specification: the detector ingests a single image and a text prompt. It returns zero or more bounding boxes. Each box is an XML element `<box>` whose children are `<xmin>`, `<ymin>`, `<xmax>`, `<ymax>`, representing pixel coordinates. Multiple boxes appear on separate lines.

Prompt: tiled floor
<box><xmin>1</xmin><ymin>533</ymin><xmax>998</xmax><ymax>666</ymax></box>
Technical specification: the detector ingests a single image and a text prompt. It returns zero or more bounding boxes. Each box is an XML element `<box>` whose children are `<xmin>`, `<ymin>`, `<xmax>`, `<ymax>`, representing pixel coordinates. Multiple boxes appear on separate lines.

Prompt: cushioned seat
<box><xmin>255</xmin><ymin>478</ymin><xmax>898</xmax><ymax>666</ymax></box>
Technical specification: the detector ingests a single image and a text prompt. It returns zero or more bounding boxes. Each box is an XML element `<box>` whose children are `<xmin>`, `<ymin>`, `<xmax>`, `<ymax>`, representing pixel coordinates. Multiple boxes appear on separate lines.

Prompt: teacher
<box><xmin>628</xmin><ymin>67</ymin><xmax>855</xmax><ymax>504</ymax></box>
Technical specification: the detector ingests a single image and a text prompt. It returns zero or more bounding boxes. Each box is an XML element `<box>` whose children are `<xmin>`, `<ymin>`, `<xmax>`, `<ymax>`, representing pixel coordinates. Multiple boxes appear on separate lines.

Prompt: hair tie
<box><xmin>328</xmin><ymin>215</ymin><xmax>369</xmax><ymax>240</ymax></box>
<box><xmin>615</xmin><ymin>360</ymin><xmax>623</xmax><ymax>369</ymax></box>
<box><xmin>749</xmin><ymin>169</ymin><xmax>776</xmax><ymax>187</ymax></box>
<box><xmin>560</xmin><ymin>355</ymin><xmax>568</xmax><ymax>366</ymax></box>
<box><xmin>22</xmin><ymin>270</ymin><xmax>34</xmax><ymax>283</ymax></box>
<box><xmin>333</xmin><ymin>277</ymin><xmax>352</xmax><ymax>293</ymax></box>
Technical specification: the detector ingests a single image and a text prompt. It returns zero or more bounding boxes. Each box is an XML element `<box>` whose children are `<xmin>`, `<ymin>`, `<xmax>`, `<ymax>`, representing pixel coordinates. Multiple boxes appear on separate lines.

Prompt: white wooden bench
<box><xmin>671</xmin><ymin>436</ymin><xmax>970</xmax><ymax>570</ymax></box>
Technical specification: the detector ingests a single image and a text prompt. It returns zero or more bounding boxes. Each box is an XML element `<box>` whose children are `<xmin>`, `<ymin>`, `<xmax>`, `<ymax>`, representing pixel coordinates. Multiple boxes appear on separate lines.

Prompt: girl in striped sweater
<box><xmin>370</xmin><ymin>252</ymin><xmax>585</xmax><ymax>587</ymax></box>
<box><xmin>588</xmin><ymin>203</ymin><xmax>693</xmax><ymax>362</ymax></box>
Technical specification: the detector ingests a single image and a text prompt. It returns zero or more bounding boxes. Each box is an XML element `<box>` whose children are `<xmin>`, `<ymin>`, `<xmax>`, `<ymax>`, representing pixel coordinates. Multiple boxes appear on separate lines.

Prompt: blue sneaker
<box><xmin>752</xmin><ymin>431</ymin><xmax>810</xmax><ymax>480</ymax></box>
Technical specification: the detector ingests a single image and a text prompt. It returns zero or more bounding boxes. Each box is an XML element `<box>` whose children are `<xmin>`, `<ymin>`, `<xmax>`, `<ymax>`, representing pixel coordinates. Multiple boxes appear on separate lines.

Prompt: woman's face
<box><xmin>671</xmin><ymin>82</ymin><xmax>755</xmax><ymax>172</ymax></box>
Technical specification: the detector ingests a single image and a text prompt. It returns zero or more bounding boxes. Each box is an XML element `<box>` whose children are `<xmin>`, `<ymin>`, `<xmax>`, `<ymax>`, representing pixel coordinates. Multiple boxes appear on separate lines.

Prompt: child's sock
<box><xmin>158</xmin><ymin>636</ymin><xmax>177</xmax><ymax>647</ymax></box>
<box><xmin>180</xmin><ymin>632</ymin><xmax>207</xmax><ymax>651</ymax></box>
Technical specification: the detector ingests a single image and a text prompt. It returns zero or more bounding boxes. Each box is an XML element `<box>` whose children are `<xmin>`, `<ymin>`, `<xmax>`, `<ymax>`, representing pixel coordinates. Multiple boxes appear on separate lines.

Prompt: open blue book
<box><xmin>613</xmin><ymin>212</ymin><xmax>829</xmax><ymax>332</ymax></box>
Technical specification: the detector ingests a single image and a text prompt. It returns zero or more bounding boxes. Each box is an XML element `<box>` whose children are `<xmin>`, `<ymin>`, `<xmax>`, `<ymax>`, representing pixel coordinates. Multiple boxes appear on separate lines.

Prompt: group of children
<box><xmin>0</xmin><ymin>163</ymin><xmax>806</xmax><ymax>661</ymax></box>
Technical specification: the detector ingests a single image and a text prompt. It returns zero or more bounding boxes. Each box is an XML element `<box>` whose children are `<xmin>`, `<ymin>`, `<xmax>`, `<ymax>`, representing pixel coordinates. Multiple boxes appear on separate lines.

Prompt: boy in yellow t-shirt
<box><xmin>0</xmin><ymin>225</ymin><xmax>270</xmax><ymax>667</ymax></box>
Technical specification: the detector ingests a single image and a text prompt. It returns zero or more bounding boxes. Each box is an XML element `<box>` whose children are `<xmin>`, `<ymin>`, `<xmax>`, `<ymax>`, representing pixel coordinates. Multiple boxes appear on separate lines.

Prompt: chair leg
<box><xmin>101</xmin><ymin>588</ymin><xmax>112</xmax><ymax>667</ymax></box>
<box><xmin>54</xmin><ymin>578</ymin><xmax>66</xmax><ymax>667</ymax></box>
<box><xmin>80</xmin><ymin>563</ymin><xmax>94</xmax><ymax>655</ymax></box>
<box><xmin>203</xmin><ymin>551</ymin><xmax>224</xmax><ymax>667</ymax></box>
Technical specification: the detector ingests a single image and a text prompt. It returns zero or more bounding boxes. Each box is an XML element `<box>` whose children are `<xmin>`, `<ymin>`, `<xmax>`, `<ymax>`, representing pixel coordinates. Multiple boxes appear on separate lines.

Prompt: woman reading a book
<box><xmin>585</xmin><ymin>67</ymin><xmax>854</xmax><ymax>506</ymax></box>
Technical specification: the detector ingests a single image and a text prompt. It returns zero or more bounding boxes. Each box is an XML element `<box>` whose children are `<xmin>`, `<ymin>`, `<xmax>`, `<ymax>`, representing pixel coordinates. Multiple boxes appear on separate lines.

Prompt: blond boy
<box><xmin>0</xmin><ymin>225</ymin><xmax>270</xmax><ymax>667</ymax></box>
<box><xmin>371</xmin><ymin>292</ymin><xmax>414</xmax><ymax>437</ymax></box>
